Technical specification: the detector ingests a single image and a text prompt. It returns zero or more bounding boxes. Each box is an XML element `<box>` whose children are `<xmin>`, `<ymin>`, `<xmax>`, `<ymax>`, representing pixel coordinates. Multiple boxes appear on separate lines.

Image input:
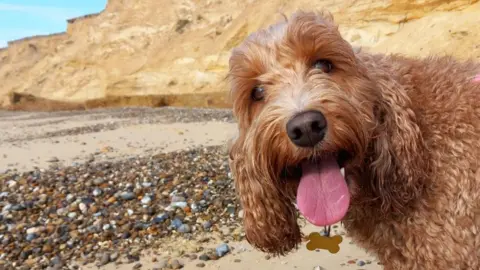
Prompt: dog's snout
<box><xmin>286</xmin><ymin>110</ymin><xmax>327</xmax><ymax>147</ymax></box>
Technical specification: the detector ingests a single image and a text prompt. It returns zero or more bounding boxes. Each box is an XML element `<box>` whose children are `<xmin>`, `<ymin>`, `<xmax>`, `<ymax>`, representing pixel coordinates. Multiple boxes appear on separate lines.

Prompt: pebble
<box><xmin>141</xmin><ymin>182</ymin><xmax>152</xmax><ymax>188</ymax></box>
<box><xmin>199</xmin><ymin>254</ymin><xmax>210</xmax><ymax>261</ymax></box>
<box><xmin>141</xmin><ymin>195</ymin><xmax>152</xmax><ymax>205</ymax></box>
<box><xmin>0</xmin><ymin>191</ymin><xmax>8</xmax><ymax>199</ymax></box>
<box><xmin>153</xmin><ymin>213</ymin><xmax>169</xmax><ymax>224</ymax></box>
<box><xmin>215</xmin><ymin>243</ymin><xmax>230</xmax><ymax>257</ymax></box>
<box><xmin>26</xmin><ymin>226</ymin><xmax>44</xmax><ymax>235</ymax></box>
<box><xmin>48</xmin><ymin>157</ymin><xmax>59</xmax><ymax>163</ymax></box>
<box><xmin>79</xmin><ymin>202</ymin><xmax>88</xmax><ymax>213</ymax></box>
<box><xmin>177</xmin><ymin>224</ymin><xmax>191</xmax><ymax>233</ymax></box>
<box><xmin>26</xmin><ymin>233</ymin><xmax>38</xmax><ymax>241</ymax></box>
<box><xmin>313</xmin><ymin>266</ymin><xmax>326</xmax><ymax>270</ymax></box>
<box><xmin>153</xmin><ymin>259</ymin><xmax>168</xmax><ymax>270</ymax></box>
<box><xmin>357</xmin><ymin>260</ymin><xmax>366</xmax><ymax>266</ymax></box>
<box><xmin>66</xmin><ymin>194</ymin><xmax>76</xmax><ymax>202</ymax></box>
<box><xmin>93</xmin><ymin>188</ymin><xmax>102</xmax><ymax>196</ymax></box>
<box><xmin>121</xmin><ymin>192</ymin><xmax>135</xmax><ymax>200</ymax></box>
<box><xmin>196</xmin><ymin>262</ymin><xmax>206</xmax><ymax>267</ymax></box>
<box><xmin>98</xmin><ymin>253</ymin><xmax>110</xmax><ymax>266</ymax></box>
<box><xmin>93</xmin><ymin>177</ymin><xmax>105</xmax><ymax>185</ymax></box>
<box><xmin>38</xmin><ymin>194</ymin><xmax>48</xmax><ymax>204</ymax></box>
<box><xmin>7</xmin><ymin>180</ymin><xmax>17</xmax><ymax>188</ymax></box>
<box><xmin>169</xmin><ymin>259</ymin><xmax>182</xmax><ymax>269</ymax></box>
<box><xmin>171</xmin><ymin>218</ymin><xmax>183</xmax><ymax>229</ymax></box>
<box><xmin>107</xmin><ymin>252</ymin><xmax>118</xmax><ymax>262</ymax></box>
<box><xmin>171</xmin><ymin>195</ymin><xmax>186</xmax><ymax>202</ymax></box>
<box><xmin>133</xmin><ymin>263</ymin><xmax>142</xmax><ymax>269</ymax></box>
<box><xmin>202</xmin><ymin>221</ymin><xmax>212</xmax><ymax>230</ymax></box>
<box><xmin>170</xmin><ymin>201</ymin><xmax>188</xmax><ymax>208</ymax></box>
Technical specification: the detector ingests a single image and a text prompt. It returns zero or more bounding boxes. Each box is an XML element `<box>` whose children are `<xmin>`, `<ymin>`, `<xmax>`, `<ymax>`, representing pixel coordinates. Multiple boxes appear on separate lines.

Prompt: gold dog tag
<box><xmin>305</xmin><ymin>226</ymin><xmax>343</xmax><ymax>254</ymax></box>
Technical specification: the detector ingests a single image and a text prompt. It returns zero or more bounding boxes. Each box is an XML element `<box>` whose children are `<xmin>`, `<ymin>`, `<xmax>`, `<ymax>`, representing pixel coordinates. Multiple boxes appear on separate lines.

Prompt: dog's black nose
<box><xmin>286</xmin><ymin>110</ymin><xmax>327</xmax><ymax>147</ymax></box>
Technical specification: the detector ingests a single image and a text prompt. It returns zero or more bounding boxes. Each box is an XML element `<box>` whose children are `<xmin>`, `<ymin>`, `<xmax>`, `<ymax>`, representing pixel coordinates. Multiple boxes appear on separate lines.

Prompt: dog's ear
<box><xmin>228</xmin><ymin>132</ymin><xmax>302</xmax><ymax>256</ymax></box>
<box><xmin>367</xmin><ymin>78</ymin><xmax>429</xmax><ymax>215</ymax></box>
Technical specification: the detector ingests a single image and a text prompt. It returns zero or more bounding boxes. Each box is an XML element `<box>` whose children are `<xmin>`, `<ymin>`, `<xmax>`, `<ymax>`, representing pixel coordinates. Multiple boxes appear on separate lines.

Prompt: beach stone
<box><xmin>42</xmin><ymin>244</ymin><xmax>53</xmax><ymax>253</ymax></box>
<box><xmin>169</xmin><ymin>259</ymin><xmax>182</xmax><ymax>269</ymax></box>
<box><xmin>93</xmin><ymin>177</ymin><xmax>105</xmax><ymax>185</ymax></box>
<box><xmin>121</xmin><ymin>192</ymin><xmax>135</xmax><ymax>200</ymax></box>
<box><xmin>177</xmin><ymin>224</ymin><xmax>191</xmax><ymax>233</ymax></box>
<box><xmin>199</xmin><ymin>254</ymin><xmax>209</xmax><ymax>261</ymax></box>
<box><xmin>170</xmin><ymin>202</ymin><xmax>188</xmax><ymax>208</ymax></box>
<box><xmin>171</xmin><ymin>195</ymin><xmax>186</xmax><ymax>202</ymax></box>
<box><xmin>215</xmin><ymin>243</ymin><xmax>230</xmax><ymax>257</ymax></box>
<box><xmin>153</xmin><ymin>213</ymin><xmax>169</xmax><ymax>224</ymax></box>
<box><xmin>26</xmin><ymin>226</ymin><xmax>44</xmax><ymax>235</ymax></box>
<box><xmin>25</xmin><ymin>233</ymin><xmax>38</xmax><ymax>241</ymax></box>
<box><xmin>207</xmin><ymin>253</ymin><xmax>219</xmax><ymax>260</ymax></box>
<box><xmin>79</xmin><ymin>203</ymin><xmax>88</xmax><ymax>213</ymax></box>
<box><xmin>110</xmin><ymin>252</ymin><xmax>119</xmax><ymax>262</ymax></box>
<box><xmin>98</xmin><ymin>253</ymin><xmax>110</xmax><ymax>266</ymax></box>
<box><xmin>202</xmin><ymin>221</ymin><xmax>212</xmax><ymax>230</ymax></box>
<box><xmin>93</xmin><ymin>188</ymin><xmax>102</xmax><ymax>197</ymax></box>
<box><xmin>171</xmin><ymin>218</ymin><xmax>183</xmax><ymax>229</ymax></box>
<box><xmin>48</xmin><ymin>157</ymin><xmax>59</xmax><ymax>163</ymax></box>
<box><xmin>196</xmin><ymin>262</ymin><xmax>206</xmax><ymax>267</ymax></box>
<box><xmin>141</xmin><ymin>195</ymin><xmax>152</xmax><ymax>205</ymax></box>
<box><xmin>152</xmin><ymin>259</ymin><xmax>168</xmax><ymax>270</ymax></box>
<box><xmin>38</xmin><ymin>194</ymin><xmax>48</xmax><ymax>204</ymax></box>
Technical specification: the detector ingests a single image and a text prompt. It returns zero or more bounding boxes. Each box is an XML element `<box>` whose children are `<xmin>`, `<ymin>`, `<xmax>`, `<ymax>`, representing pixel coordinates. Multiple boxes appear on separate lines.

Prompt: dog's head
<box><xmin>227</xmin><ymin>11</ymin><xmax>381</xmax><ymax>255</ymax></box>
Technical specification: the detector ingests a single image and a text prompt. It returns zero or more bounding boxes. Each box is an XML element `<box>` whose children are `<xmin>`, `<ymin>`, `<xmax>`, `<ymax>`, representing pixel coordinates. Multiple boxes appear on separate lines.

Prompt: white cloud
<box><xmin>0</xmin><ymin>3</ymin><xmax>78</xmax><ymax>22</ymax></box>
<box><xmin>0</xmin><ymin>40</ymin><xmax>6</xmax><ymax>48</ymax></box>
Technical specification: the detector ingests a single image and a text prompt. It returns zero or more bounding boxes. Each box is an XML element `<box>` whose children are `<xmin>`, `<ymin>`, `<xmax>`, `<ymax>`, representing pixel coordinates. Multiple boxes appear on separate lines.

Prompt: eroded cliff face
<box><xmin>1</xmin><ymin>0</ymin><xmax>479</xmax><ymax>109</ymax></box>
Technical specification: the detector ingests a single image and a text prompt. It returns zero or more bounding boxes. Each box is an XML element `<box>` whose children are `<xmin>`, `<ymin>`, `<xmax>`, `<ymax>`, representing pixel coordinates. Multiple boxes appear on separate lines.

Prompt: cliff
<box><xmin>1</xmin><ymin>0</ymin><xmax>479</xmax><ymax>110</ymax></box>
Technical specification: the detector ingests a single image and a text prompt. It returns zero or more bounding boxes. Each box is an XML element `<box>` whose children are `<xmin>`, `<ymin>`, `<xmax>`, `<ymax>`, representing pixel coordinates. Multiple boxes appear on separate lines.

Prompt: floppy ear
<box><xmin>227</xmin><ymin>129</ymin><xmax>302</xmax><ymax>255</ymax></box>
<box><xmin>366</xmin><ymin>77</ymin><xmax>429</xmax><ymax>215</ymax></box>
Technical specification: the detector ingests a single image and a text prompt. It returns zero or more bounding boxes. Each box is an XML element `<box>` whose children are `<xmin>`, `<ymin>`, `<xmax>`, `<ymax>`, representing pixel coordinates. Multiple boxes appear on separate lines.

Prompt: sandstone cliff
<box><xmin>1</xmin><ymin>0</ymin><xmax>479</xmax><ymax>110</ymax></box>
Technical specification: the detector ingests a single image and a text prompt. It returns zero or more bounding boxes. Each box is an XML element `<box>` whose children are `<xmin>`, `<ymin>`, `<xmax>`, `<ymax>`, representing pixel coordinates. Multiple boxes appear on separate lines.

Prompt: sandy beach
<box><xmin>0</xmin><ymin>107</ymin><xmax>381</xmax><ymax>270</ymax></box>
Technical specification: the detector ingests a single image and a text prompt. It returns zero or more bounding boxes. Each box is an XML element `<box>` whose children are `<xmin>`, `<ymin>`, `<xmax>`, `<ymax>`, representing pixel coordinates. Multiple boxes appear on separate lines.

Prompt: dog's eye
<box><xmin>313</xmin><ymin>59</ymin><xmax>333</xmax><ymax>73</ymax></box>
<box><xmin>251</xmin><ymin>86</ymin><xmax>265</xmax><ymax>101</ymax></box>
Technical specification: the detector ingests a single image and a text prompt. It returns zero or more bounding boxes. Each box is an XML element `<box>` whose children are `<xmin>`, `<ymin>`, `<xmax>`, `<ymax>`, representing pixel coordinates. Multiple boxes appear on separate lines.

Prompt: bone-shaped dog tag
<box><xmin>306</xmin><ymin>226</ymin><xmax>343</xmax><ymax>254</ymax></box>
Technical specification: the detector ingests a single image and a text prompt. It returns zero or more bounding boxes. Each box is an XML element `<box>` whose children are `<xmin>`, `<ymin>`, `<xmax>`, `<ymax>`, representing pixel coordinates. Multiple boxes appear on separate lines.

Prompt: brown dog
<box><xmin>227</xmin><ymin>10</ymin><xmax>480</xmax><ymax>270</ymax></box>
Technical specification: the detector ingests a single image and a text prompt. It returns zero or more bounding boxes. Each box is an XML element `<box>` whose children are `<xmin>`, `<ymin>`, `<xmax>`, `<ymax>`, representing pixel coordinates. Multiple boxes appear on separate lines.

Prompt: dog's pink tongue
<box><xmin>296</xmin><ymin>157</ymin><xmax>350</xmax><ymax>226</ymax></box>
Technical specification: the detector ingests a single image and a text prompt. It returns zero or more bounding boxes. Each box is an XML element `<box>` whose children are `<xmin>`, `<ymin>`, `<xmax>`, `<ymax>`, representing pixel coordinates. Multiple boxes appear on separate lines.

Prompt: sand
<box><xmin>0</xmin><ymin>108</ymin><xmax>381</xmax><ymax>270</ymax></box>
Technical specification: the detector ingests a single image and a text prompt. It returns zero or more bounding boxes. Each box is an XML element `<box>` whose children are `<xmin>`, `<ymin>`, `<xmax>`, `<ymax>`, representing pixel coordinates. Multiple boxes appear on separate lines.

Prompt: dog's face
<box><xmin>228</xmin><ymin>11</ymin><xmax>380</xmax><ymax>255</ymax></box>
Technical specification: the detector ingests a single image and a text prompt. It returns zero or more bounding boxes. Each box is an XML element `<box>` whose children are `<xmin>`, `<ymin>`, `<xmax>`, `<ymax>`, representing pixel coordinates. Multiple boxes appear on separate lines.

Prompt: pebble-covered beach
<box><xmin>1</xmin><ymin>145</ymin><xmax>243</xmax><ymax>269</ymax></box>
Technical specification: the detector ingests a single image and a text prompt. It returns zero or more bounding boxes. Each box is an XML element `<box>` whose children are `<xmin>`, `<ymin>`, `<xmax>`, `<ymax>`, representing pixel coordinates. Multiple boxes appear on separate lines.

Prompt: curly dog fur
<box><xmin>227</xmin><ymin>11</ymin><xmax>480</xmax><ymax>270</ymax></box>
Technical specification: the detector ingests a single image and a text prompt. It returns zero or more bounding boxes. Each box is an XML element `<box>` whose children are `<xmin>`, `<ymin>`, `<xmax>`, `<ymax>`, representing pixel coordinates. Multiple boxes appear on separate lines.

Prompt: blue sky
<box><xmin>0</xmin><ymin>0</ymin><xmax>107</xmax><ymax>48</ymax></box>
